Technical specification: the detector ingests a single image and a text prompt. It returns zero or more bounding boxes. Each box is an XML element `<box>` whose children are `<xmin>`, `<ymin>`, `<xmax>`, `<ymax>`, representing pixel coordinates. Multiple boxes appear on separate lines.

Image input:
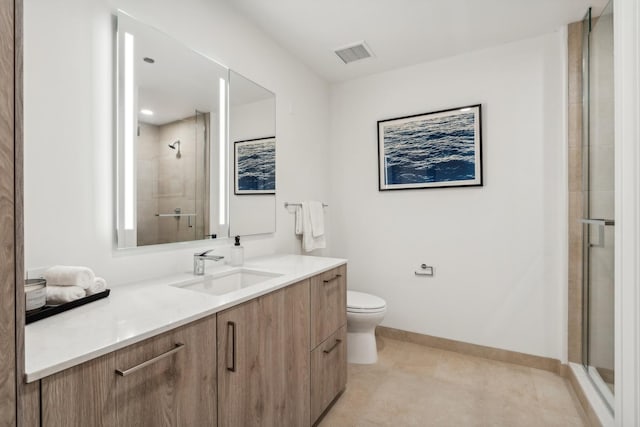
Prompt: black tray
<box><xmin>26</xmin><ymin>289</ymin><xmax>111</xmax><ymax>324</ymax></box>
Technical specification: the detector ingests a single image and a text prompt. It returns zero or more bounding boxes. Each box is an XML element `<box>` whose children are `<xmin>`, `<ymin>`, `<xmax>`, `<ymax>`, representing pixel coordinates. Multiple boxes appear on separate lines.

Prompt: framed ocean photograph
<box><xmin>234</xmin><ymin>137</ymin><xmax>276</xmax><ymax>195</ymax></box>
<box><xmin>377</xmin><ymin>105</ymin><xmax>483</xmax><ymax>190</ymax></box>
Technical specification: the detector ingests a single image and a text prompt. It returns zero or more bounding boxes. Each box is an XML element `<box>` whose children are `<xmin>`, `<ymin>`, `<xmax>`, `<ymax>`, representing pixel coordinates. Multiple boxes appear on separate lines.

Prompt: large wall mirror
<box><xmin>229</xmin><ymin>71</ymin><xmax>276</xmax><ymax>236</ymax></box>
<box><xmin>116</xmin><ymin>12</ymin><xmax>276</xmax><ymax>249</ymax></box>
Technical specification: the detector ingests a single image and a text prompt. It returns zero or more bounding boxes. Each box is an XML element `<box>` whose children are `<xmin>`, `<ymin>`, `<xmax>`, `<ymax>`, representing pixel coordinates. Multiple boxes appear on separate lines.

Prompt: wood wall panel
<box><xmin>0</xmin><ymin>0</ymin><xmax>18</xmax><ymax>425</ymax></box>
<box><xmin>14</xmin><ymin>0</ymin><xmax>31</xmax><ymax>424</ymax></box>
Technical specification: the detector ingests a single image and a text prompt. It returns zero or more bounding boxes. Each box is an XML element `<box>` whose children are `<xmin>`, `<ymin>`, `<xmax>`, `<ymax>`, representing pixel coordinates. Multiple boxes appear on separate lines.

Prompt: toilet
<box><xmin>346</xmin><ymin>290</ymin><xmax>387</xmax><ymax>364</ymax></box>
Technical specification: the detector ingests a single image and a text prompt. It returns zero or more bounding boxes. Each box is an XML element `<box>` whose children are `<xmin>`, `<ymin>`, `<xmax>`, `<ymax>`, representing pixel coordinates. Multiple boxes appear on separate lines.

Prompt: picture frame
<box><xmin>377</xmin><ymin>104</ymin><xmax>482</xmax><ymax>191</ymax></box>
<box><xmin>234</xmin><ymin>136</ymin><xmax>276</xmax><ymax>195</ymax></box>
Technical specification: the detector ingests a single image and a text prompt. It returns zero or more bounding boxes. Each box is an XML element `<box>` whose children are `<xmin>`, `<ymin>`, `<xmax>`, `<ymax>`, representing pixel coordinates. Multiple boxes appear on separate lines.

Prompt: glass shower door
<box><xmin>194</xmin><ymin>110</ymin><xmax>211</xmax><ymax>240</ymax></box>
<box><xmin>581</xmin><ymin>1</ymin><xmax>614</xmax><ymax>409</ymax></box>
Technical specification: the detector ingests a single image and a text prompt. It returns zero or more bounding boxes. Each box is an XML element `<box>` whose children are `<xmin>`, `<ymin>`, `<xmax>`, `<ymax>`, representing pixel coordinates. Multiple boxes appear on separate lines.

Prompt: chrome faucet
<box><xmin>193</xmin><ymin>249</ymin><xmax>224</xmax><ymax>275</ymax></box>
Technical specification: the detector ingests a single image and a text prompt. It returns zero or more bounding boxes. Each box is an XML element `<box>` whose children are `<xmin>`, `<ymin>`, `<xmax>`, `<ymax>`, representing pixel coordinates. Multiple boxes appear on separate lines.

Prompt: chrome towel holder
<box><xmin>284</xmin><ymin>202</ymin><xmax>328</xmax><ymax>208</ymax></box>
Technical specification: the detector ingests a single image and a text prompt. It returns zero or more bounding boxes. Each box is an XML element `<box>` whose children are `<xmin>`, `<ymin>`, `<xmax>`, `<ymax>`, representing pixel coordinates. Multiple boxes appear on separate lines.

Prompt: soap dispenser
<box><xmin>230</xmin><ymin>235</ymin><xmax>244</xmax><ymax>267</ymax></box>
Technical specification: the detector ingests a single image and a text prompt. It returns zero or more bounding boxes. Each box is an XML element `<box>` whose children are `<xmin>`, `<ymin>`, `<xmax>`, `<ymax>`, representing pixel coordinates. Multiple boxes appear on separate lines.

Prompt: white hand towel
<box><xmin>295</xmin><ymin>206</ymin><xmax>304</xmax><ymax>235</ymax></box>
<box><xmin>308</xmin><ymin>201</ymin><xmax>325</xmax><ymax>237</ymax></box>
<box><xmin>44</xmin><ymin>266</ymin><xmax>96</xmax><ymax>290</ymax></box>
<box><xmin>46</xmin><ymin>285</ymin><xmax>86</xmax><ymax>305</ymax></box>
<box><xmin>300</xmin><ymin>202</ymin><xmax>326</xmax><ymax>252</ymax></box>
<box><xmin>87</xmin><ymin>277</ymin><xmax>107</xmax><ymax>296</ymax></box>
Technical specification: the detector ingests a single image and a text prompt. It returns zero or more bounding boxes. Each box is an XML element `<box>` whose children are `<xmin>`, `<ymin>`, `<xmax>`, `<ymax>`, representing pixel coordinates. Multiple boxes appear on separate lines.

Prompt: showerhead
<box><xmin>168</xmin><ymin>140</ymin><xmax>182</xmax><ymax>159</ymax></box>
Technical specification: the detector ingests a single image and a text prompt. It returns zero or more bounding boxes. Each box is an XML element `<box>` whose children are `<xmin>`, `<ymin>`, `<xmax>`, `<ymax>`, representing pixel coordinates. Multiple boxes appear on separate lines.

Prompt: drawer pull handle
<box><xmin>323</xmin><ymin>274</ymin><xmax>342</xmax><ymax>284</ymax></box>
<box><xmin>115</xmin><ymin>343</ymin><xmax>184</xmax><ymax>377</ymax></box>
<box><xmin>323</xmin><ymin>339</ymin><xmax>342</xmax><ymax>354</ymax></box>
<box><xmin>227</xmin><ymin>321</ymin><xmax>236</xmax><ymax>372</ymax></box>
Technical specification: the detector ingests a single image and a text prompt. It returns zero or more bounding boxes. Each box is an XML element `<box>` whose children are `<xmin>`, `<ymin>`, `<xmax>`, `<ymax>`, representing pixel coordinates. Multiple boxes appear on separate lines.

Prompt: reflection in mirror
<box><xmin>116</xmin><ymin>12</ymin><xmax>229</xmax><ymax>248</ymax></box>
<box><xmin>229</xmin><ymin>71</ymin><xmax>276</xmax><ymax>236</ymax></box>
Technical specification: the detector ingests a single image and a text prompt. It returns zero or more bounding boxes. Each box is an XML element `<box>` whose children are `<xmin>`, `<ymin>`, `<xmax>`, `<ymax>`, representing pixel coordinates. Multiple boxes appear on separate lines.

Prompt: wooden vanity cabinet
<box><xmin>38</xmin><ymin>264</ymin><xmax>347</xmax><ymax>427</ymax></box>
<box><xmin>217</xmin><ymin>280</ymin><xmax>310</xmax><ymax>427</ymax></box>
<box><xmin>40</xmin><ymin>315</ymin><xmax>217</xmax><ymax>427</ymax></box>
<box><xmin>310</xmin><ymin>265</ymin><xmax>347</xmax><ymax>424</ymax></box>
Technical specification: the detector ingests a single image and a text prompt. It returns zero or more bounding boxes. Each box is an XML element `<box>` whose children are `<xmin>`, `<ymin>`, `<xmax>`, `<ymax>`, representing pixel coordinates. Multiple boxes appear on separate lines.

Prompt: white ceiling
<box><xmin>223</xmin><ymin>0</ymin><xmax>608</xmax><ymax>82</ymax></box>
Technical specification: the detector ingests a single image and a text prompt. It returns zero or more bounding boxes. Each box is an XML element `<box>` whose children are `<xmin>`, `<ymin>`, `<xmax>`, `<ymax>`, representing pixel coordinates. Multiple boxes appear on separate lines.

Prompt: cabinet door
<box><xmin>41</xmin><ymin>353</ymin><xmax>117</xmax><ymax>427</ymax></box>
<box><xmin>115</xmin><ymin>315</ymin><xmax>217</xmax><ymax>427</ymax></box>
<box><xmin>310</xmin><ymin>326</ymin><xmax>347</xmax><ymax>423</ymax></box>
<box><xmin>310</xmin><ymin>265</ymin><xmax>347</xmax><ymax>349</ymax></box>
<box><xmin>217</xmin><ymin>280</ymin><xmax>310</xmax><ymax>427</ymax></box>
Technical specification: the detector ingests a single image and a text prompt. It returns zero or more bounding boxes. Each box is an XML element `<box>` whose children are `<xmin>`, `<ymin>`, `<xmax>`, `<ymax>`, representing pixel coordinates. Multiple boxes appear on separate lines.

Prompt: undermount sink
<box><xmin>173</xmin><ymin>268</ymin><xmax>283</xmax><ymax>296</ymax></box>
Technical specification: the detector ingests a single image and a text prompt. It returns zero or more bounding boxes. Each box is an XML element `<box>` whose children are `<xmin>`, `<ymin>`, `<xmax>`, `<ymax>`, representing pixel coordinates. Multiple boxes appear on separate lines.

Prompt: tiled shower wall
<box><xmin>567</xmin><ymin>21</ymin><xmax>583</xmax><ymax>364</ymax></box>
<box><xmin>136</xmin><ymin>115</ymin><xmax>209</xmax><ymax>246</ymax></box>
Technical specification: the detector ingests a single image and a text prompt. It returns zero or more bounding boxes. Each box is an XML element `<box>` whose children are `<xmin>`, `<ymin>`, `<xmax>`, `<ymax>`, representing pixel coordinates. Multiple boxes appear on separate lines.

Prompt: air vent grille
<box><xmin>334</xmin><ymin>42</ymin><xmax>373</xmax><ymax>64</ymax></box>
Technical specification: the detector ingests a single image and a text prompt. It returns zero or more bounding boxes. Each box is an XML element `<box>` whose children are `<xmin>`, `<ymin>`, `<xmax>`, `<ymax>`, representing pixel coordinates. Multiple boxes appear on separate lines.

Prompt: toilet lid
<box><xmin>347</xmin><ymin>291</ymin><xmax>386</xmax><ymax>311</ymax></box>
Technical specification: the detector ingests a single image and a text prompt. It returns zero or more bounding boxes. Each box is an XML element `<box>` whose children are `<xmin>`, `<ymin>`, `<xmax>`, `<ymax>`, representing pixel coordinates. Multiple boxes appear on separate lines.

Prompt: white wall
<box><xmin>328</xmin><ymin>33</ymin><xmax>567</xmax><ymax>359</ymax></box>
<box><xmin>24</xmin><ymin>0</ymin><xmax>330</xmax><ymax>285</ymax></box>
<box><xmin>614</xmin><ymin>0</ymin><xmax>640</xmax><ymax>423</ymax></box>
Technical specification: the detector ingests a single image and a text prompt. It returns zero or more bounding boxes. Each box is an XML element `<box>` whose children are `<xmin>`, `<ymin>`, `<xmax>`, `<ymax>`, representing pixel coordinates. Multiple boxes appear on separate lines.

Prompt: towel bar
<box><xmin>284</xmin><ymin>202</ymin><xmax>328</xmax><ymax>208</ymax></box>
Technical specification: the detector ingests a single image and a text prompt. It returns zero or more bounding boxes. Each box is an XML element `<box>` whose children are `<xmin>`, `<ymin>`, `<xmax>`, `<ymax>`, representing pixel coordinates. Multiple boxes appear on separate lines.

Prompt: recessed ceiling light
<box><xmin>140</xmin><ymin>109</ymin><xmax>154</xmax><ymax>116</ymax></box>
<box><xmin>143</xmin><ymin>57</ymin><xmax>155</xmax><ymax>64</ymax></box>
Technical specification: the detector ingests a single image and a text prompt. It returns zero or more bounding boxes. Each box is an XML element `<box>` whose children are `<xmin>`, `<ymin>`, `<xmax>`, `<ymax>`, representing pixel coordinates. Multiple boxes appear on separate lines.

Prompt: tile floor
<box><xmin>319</xmin><ymin>336</ymin><xmax>589</xmax><ymax>427</ymax></box>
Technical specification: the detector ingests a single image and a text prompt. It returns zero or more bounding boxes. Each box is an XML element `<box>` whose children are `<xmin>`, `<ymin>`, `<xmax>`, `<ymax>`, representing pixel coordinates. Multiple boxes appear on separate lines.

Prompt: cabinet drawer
<box><xmin>310</xmin><ymin>265</ymin><xmax>347</xmax><ymax>349</ymax></box>
<box><xmin>310</xmin><ymin>326</ymin><xmax>347</xmax><ymax>423</ymax></box>
<box><xmin>41</xmin><ymin>315</ymin><xmax>217</xmax><ymax>427</ymax></box>
<box><xmin>115</xmin><ymin>315</ymin><xmax>217</xmax><ymax>427</ymax></box>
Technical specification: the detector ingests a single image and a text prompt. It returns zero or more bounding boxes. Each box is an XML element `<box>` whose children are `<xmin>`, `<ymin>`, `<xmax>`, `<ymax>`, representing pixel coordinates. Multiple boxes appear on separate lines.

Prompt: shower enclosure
<box><xmin>581</xmin><ymin>1</ymin><xmax>614</xmax><ymax>410</ymax></box>
<box><xmin>136</xmin><ymin>111</ymin><xmax>211</xmax><ymax>246</ymax></box>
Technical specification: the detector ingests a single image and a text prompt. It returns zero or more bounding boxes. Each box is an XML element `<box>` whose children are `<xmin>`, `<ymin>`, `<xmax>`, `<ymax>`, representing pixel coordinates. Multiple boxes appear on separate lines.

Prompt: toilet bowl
<box><xmin>346</xmin><ymin>290</ymin><xmax>387</xmax><ymax>364</ymax></box>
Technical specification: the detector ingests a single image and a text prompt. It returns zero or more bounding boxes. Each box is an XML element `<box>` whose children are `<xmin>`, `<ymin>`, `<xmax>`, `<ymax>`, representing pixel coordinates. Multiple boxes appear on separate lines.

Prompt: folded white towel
<box><xmin>86</xmin><ymin>277</ymin><xmax>107</xmax><ymax>296</ymax></box>
<box><xmin>46</xmin><ymin>285</ymin><xmax>86</xmax><ymax>305</ymax></box>
<box><xmin>308</xmin><ymin>201</ymin><xmax>325</xmax><ymax>237</ymax></box>
<box><xmin>299</xmin><ymin>201</ymin><xmax>326</xmax><ymax>252</ymax></box>
<box><xmin>44</xmin><ymin>266</ymin><xmax>96</xmax><ymax>290</ymax></box>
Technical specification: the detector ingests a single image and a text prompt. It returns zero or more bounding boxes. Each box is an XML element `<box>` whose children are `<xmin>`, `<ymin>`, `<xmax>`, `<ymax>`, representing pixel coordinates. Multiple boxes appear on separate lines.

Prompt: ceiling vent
<box><xmin>334</xmin><ymin>41</ymin><xmax>374</xmax><ymax>64</ymax></box>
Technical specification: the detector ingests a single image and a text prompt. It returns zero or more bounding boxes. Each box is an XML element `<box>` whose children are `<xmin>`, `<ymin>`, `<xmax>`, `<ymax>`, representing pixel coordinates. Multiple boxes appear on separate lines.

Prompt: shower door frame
<box><xmin>580</xmin><ymin>3</ymin><xmax>616</xmax><ymax>412</ymax></box>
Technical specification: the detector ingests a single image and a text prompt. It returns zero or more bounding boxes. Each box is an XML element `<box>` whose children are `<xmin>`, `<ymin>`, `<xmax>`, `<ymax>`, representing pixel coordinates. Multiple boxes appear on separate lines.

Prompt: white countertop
<box><xmin>25</xmin><ymin>254</ymin><xmax>346</xmax><ymax>383</ymax></box>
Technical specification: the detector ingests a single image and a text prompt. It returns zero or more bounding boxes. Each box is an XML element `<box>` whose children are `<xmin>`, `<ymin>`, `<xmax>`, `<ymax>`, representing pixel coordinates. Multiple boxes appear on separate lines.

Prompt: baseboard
<box><xmin>376</xmin><ymin>326</ymin><xmax>562</xmax><ymax>374</ymax></box>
